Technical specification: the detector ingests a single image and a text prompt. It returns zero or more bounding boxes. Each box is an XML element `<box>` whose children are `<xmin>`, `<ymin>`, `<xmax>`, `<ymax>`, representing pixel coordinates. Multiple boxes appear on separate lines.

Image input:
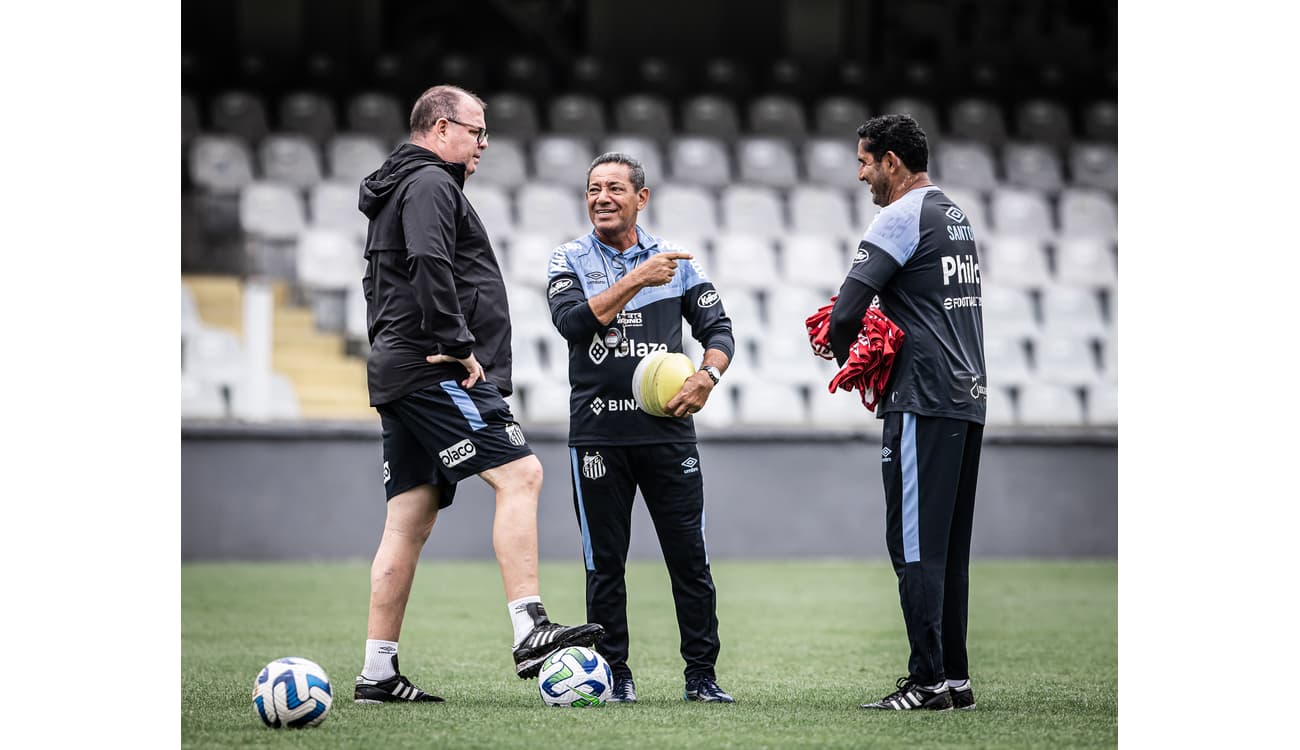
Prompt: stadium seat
<box><xmin>326</xmin><ymin>133</ymin><xmax>388</xmax><ymax>184</ymax></box>
<box><xmin>680</xmin><ymin>95</ymin><xmax>742</xmax><ymax>140</ymax></box>
<box><xmin>701</xmin><ymin>57</ymin><xmax>755</xmax><ymax>101</ymax></box>
<box><xmin>1054</xmin><ymin>237</ymin><xmax>1117</xmax><ymax>288</ymax></box>
<box><xmin>1039</xmin><ymin>284</ymin><xmax>1108</xmax><ymax>339</ymax></box>
<box><xmin>295</xmin><ymin>227</ymin><xmax>362</xmax><ymax>332</ymax></box>
<box><xmin>766</xmin><ymin>284</ymin><xmax>837</xmax><ymax>340</ymax></box>
<box><xmin>188</xmin><ymin>134</ymin><xmax>256</xmax><ymax>194</ymax></box>
<box><xmin>947</xmin><ymin>97</ymin><xmax>1008</xmax><ymax>147</ymax></box>
<box><xmin>547</xmin><ymin>93</ymin><xmax>607</xmax><ymax>137</ymax></box>
<box><xmin>779</xmin><ymin>234</ymin><xmax>848</xmax><ymax>288</ymax></box>
<box><xmin>500</xmin><ymin>54</ymin><xmax>554</xmax><ymax>97</ymax></box>
<box><xmin>600</xmin><ymin>136</ymin><xmax>665</xmax><ymax>187</ymax></box>
<box><xmin>472</xmin><ymin>136</ymin><xmax>529</xmax><ymax>188</ymax></box>
<box><xmin>808</xmin><ymin>386</ymin><xmax>877</xmax><ymax>428</ymax></box>
<box><xmin>735</xmin><ymin>137</ymin><xmax>799</xmax><ymax>188</ymax></box>
<box><xmin>880</xmin><ymin>96</ymin><xmax>942</xmax><ymax>141</ymax></box>
<box><xmin>230</xmin><ymin>372</ymin><xmax>302</xmax><ymax>421</ymax></box>
<box><xmin>1032</xmin><ymin>336</ymin><xmax>1100</xmax><ymax>387</ymax></box>
<box><xmin>184</xmin><ymin>326</ymin><xmax>249</xmax><ymax>390</ymax></box>
<box><xmin>813</xmin><ymin>96</ymin><xmax>870</xmax><ymax>138</ymax></box>
<box><xmin>802</xmin><ymin>138</ymin><xmax>862</xmax><ymax>192</ymax></box>
<box><xmin>691</xmin><ymin>384</ymin><xmax>737</xmax><ymax>430</ymax></box>
<box><xmin>733</xmin><ymin>381</ymin><xmax>809</xmax><ymax>426</ymax></box>
<box><xmin>982</xmin><ymin>235</ymin><xmax>1051</xmax><ymax>290</ymax></box>
<box><xmin>1014</xmin><ymin>98</ymin><xmax>1074</xmax><ymax>151</ymax></box>
<box><xmin>635</xmin><ymin>56</ymin><xmax>686</xmax><ymax>100</ymax></box>
<box><xmin>277</xmin><ymin>91</ymin><xmax>337</xmax><ymax>146</ymax></box>
<box><xmin>789</xmin><ymin>185</ymin><xmax>856</xmax><ymax>238</ymax></box>
<box><xmin>983</xmin><ymin>334</ymin><xmax>1033</xmax><ymax>388</ymax></box>
<box><xmin>308</xmin><ymin>180</ymin><xmax>367</xmax><ymax>239</ymax></box>
<box><xmin>521</xmin><ymin>379</ymin><xmax>572</xmax><ymax>425</ymax></box>
<box><xmin>933</xmin><ymin>140</ymin><xmax>999</xmax><ymax>193</ymax></box>
<box><xmin>989</xmin><ymin>186</ymin><xmax>1055</xmax><ymax>240</ymax></box>
<box><xmin>854</xmin><ymin>191</ymin><xmax>882</xmax><ymax>232</ymax></box>
<box><xmin>568</xmin><ymin>54</ymin><xmax>622</xmax><ymax>99</ymax></box>
<box><xmin>344</xmin><ymin>280</ymin><xmax>367</xmax><ymax>348</ymax></box>
<box><xmin>531</xmin><ymin>135</ymin><xmax>597</xmax><ymax>189</ymax></box>
<box><xmin>462</xmin><ymin>182</ymin><xmax>514</xmax><ymax>243</ymax></box>
<box><xmin>437</xmin><ymin>53</ymin><xmax>488</xmax><ymax>94</ymax></box>
<box><xmin>1081</xmin><ymin>100</ymin><xmax>1118</xmax><ymax>142</ymax></box>
<box><xmin>1068</xmin><ymin>142</ymin><xmax>1118</xmax><ymax>193</ymax></box>
<box><xmin>507</xmin><ymin>280</ymin><xmax>558</xmax><ymax>342</ymax></box>
<box><xmin>239</xmin><ymin>181</ymin><xmax>307</xmax><ymax>241</ymax></box>
<box><xmin>709</xmin><ymin>287</ymin><xmax>763</xmax><ymax>360</ymax></box>
<box><xmin>766</xmin><ymin>58</ymin><xmax>808</xmax><ymax>97</ymax></box>
<box><xmin>346</xmin><ymin>91</ymin><xmax>406</xmax><ymax>145</ymax></box>
<box><xmin>941</xmin><ymin>186</ymin><xmax>989</xmax><ymax>236</ymax></box>
<box><xmin>1002</xmin><ymin>141</ymin><xmax>1065</xmax><ymax>195</ymax></box>
<box><xmin>710</xmin><ymin>233</ymin><xmax>781</xmax><ymax>291</ymax></box>
<box><xmin>720</xmin><ymin>184</ymin><xmax>785</xmax><ymax>236</ymax></box>
<box><xmin>509</xmin><ymin>332</ymin><xmax>552</xmax><ymax>391</ymax></box>
<box><xmin>181</xmin><ymin>370</ymin><xmax>229</xmax><ymax>419</ymax></box>
<box><xmin>515</xmin><ymin>183</ymin><xmax>586</xmax><ymax>240</ymax></box>
<box><xmin>1016</xmin><ymin>382</ymin><xmax>1085</xmax><ymax>426</ymax></box>
<box><xmin>1086</xmin><ymin>380</ymin><xmax>1118</xmax><ymax>425</ymax></box>
<box><xmin>258</xmin><ymin>134</ymin><xmax>323</xmax><ymax>190</ymax></box>
<box><xmin>667</xmin><ymin>136</ymin><xmax>732</xmax><ymax>189</ymax></box>
<box><xmin>210</xmin><ymin>90</ymin><xmax>270</xmax><ymax>145</ymax></box>
<box><xmin>983</xmin><ymin>384</ymin><xmax>1017</xmax><ymax>426</ymax></box>
<box><xmin>650</xmin><ymin>183</ymin><xmax>720</xmax><ymax>236</ymax></box>
<box><xmin>1057</xmin><ymin>188</ymin><xmax>1118</xmax><ymax>241</ymax></box>
<box><xmin>747</xmin><ymin>94</ymin><xmax>807</xmax><ymax>137</ymax></box>
<box><xmin>612</xmin><ymin>94</ymin><xmax>673</xmax><ymax>137</ymax></box>
<box><xmin>981</xmin><ymin>284</ymin><xmax>1040</xmax><ymax>339</ymax></box>
<box><xmin>484</xmin><ymin>92</ymin><xmax>540</xmax><ymax>139</ymax></box>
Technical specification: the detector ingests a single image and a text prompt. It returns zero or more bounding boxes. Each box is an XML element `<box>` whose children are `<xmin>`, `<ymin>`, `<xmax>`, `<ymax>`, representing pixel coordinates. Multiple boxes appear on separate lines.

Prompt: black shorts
<box><xmin>376</xmin><ymin>380</ymin><xmax>534</xmax><ymax>507</ymax></box>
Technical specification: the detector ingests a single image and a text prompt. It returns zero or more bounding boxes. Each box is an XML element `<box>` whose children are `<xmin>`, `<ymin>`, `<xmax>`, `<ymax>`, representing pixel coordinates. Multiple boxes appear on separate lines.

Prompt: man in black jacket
<box><xmin>352</xmin><ymin>84</ymin><xmax>602</xmax><ymax>705</ymax></box>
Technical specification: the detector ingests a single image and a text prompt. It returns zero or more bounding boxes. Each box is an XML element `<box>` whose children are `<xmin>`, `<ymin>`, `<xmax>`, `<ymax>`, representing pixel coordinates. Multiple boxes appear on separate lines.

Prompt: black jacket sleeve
<box><xmin>829</xmin><ymin>277</ymin><xmax>879</xmax><ymax>367</ymax></box>
<box><xmin>402</xmin><ymin>173</ymin><xmax>474</xmax><ymax>358</ymax></box>
<box><xmin>546</xmin><ymin>248</ymin><xmax>604</xmax><ymax>343</ymax></box>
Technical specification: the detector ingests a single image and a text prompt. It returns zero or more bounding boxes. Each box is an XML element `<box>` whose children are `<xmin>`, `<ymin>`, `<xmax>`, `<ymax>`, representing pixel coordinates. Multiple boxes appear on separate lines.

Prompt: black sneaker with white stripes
<box><xmin>950</xmin><ymin>682</ymin><xmax>976</xmax><ymax>710</ymax></box>
<box><xmin>354</xmin><ymin>655</ymin><xmax>445</xmax><ymax>704</ymax></box>
<box><xmin>684</xmin><ymin>676</ymin><xmax>735</xmax><ymax>703</ymax></box>
<box><xmin>512</xmin><ymin>603</ymin><xmax>605</xmax><ymax>679</ymax></box>
<box><xmin>607</xmin><ymin>675</ymin><xmax>637</xmax><ymax>703</ymax></box>
<box><xmin>859</xmin><ymin>677</ymin><xmax>952</xmax><ymax>711</ymax></box>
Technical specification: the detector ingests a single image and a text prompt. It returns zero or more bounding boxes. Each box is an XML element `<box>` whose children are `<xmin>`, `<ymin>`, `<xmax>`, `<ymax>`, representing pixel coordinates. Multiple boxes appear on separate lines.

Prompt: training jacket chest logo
<box><xmin>582</xmin><ymin>451</ymin><xmax>607</xmax><ymax>480</ymax></box>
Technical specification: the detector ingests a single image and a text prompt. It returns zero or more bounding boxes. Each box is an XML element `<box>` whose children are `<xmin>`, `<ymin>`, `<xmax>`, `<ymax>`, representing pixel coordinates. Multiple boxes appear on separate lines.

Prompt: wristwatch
<box><xmin>699</xmin><ymin>365</ymin><xmax>722</xmax><ymax>386</ymax></box>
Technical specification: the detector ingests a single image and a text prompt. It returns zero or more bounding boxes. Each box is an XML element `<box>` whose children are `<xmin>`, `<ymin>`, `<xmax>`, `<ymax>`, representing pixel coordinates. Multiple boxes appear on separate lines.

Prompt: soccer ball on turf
<box><xmin>632</xmin><ymin>351</ymin><xmax>695</xmax><ymax>417</ymax></box>
<box><xmin>538</xmin><ymin>646</ymin><xmax>612</xmax><ymax>707</ymax></box>
<box><xmin>252</xmin><ymin>657</ymin><xmax>333</xmax><ymax>728</ymax></box>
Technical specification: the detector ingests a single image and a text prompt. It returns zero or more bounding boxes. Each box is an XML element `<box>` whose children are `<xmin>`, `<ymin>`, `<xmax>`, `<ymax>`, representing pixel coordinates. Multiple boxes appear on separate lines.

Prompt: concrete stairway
<box><xmin>183</xmin><ymin>274</ymin><xmax>374</xmax><ymax>421</ymax></box>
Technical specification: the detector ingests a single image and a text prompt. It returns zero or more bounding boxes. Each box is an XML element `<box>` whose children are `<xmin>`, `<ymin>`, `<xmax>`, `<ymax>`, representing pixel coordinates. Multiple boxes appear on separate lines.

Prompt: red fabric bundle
<box><xmin>804</xmin><ymin>297</ymin><xmax>905</xmax><ymax>411</ymax></box>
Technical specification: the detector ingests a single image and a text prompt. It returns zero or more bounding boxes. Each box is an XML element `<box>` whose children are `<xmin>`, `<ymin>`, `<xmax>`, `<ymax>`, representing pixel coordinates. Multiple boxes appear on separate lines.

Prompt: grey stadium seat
<box><xmin>515</xmin><ymin>183</ymin><xmax>586</xmax><ymax>239</ymax></box>
<box><xmin>720</xmin><ymin>184</ymin><xmax>785</xmax><ymax>236</ymax></box>
<box><xmin>547</xmin><ymin>93</ymin><xmax>607</xmax><ymax>137</ymax></box>
<box><xmin>1068</xmin><ymin>142</ymin><xmax>1118</xmax><ymax>193</ymax></box>
<box><xmin>472</xmin><ymin>136</ymin><xmax>529</xmax><ymax>189</ymax></box>
<box><xmin>779</xmin><ymin>234</ymin><xmax>848</xmax><ymax>288</ymax></box>
<box><xmin>1016</xmin><ymin>382</ymin><xmax>1085</xmax><ymax>425</ymax></box>
<box><xmin>747</xmin><ymin>94</ymin><xmax>807</xmax><ymax>137</ymax></box>
<box><xmin>239</xmin><ymin>181</ymin><xmax>306</xmax><ymax>242</ymax></box>
<box><xmin>1057</xmin><ymin>188</ymin><xmax>1117</xmax><ymax>241</ymax></box>
<box><xmin>881</xmin><ymin>96</ymin><xmax>942</xmax><ymax>141</ymax></box>
<box><xmin>1014</xmin><ymin>98</ymin><xmax>1074</xmax><ymax>151</ymax></box>
<box><xmin>1086</xmin><ymin>381</ymin><xmax>1118</xmax><ymax>425</ymax></box>
<box><xmin>600</xmin><ymin>135</ymin><xmax>665</xmax><ymax>187</ymax></box>
<box><xmin>484</xmin><ymin>92</ymin><xmax>540</xmax><ymax>139</ymax></box>
<box><xmin>462</xmin><ymin>182</ymin><xmax>515</xmax><ymax>242</ymax></box>
<box><xmin>308</xmin><ymin>180</ymin><xmax>368</xmax><ymax>239</ymax></box>
<box><xmin>278</xmin><ymin>91</ymin><xmax>337</xmax><ymax>145</ymax></box>
<box><xmin>650</xmin><ymin>182</ymin><xmax>720</xmax><ymax>236</ymax></box>
<box><xmin>710</xmin><ymin>232</ymin><xmax>780</xmax><ymax>291</ymax></box>
<box><xmin>814</xmin><ymin>96</ymin><xmax>869</xmax><ymax>138</ymax></box>
<box><xmin>531</xmin><ymin>135</ymin><xmax>596</xmax><ymax>189</ymax></box>
<box><xmin>667</xmin><ymin>136</ymin><xmax>732</xmax><ymax>189</ymax></box>
<box><xmin>802</xmin><ymin>138</ymin><xmax>862</xmax><ymax>192</ymax></box>
<box><xmin>947</xmin><ymin>97</ymin><xmax>1007</xmax><ymax>147</ymax></box>
<box><xmin>1082</xmin><ymin>100</ymin><xmax>1118</xmax><ymax>142</ymax></box>
<box><xmin>933</xmin><ymin>140</ymin><xmax>999</xmax><ymax>193</ymax></box>
<box><xmin>989</xmin><ymin>186</ymin><xmax>1055</xmax><ymax>240</ymax></box>
<box><xmin>327</xmin><ymin>133</ymin><xmax>389</xmax><ymax>184</ymax></box>
<box><xmin>1032</xmin><ymin>335</ymin><xmax>1101</xmax><ymax>387</ymax></box>
<box><xmin>346</xmin><ymin>91</ymin><xmax>407</xmax><ymax>145</ymax></box>
<box><xmin>1053</xmin><ymin>237</ymin><xmax>1116</xmax><ymax>289</ymax></box>
<box><xmin>258</xmin><ymin>134</ymin><xmax>323</xmax><ymax>190</ymax></box>
<box><xmin>982</xmin><ymin>234</ymin><xmax>1051</xmax><ymax>290</ymax></box>
<box><xmin>735</xmin><ymin>137</ymin><xmax>799</xmax><ymax>188</ymax></box>
<box><xmin>983</xmin><ymin>334</ymin><xmax>1033</xmax><ymax>388</ymax></box>
<box><xmin>981</xmin><ymin>284</ymin><xmax>1040</xmax><ymax>339</ymax></box>
<box><xmin>210</xmin><ymin>90</ymin><xmax>270</xmax><ymax>145</ymax></box>
<box><xmin>1038</xmin><ymin>284</ymin><xmax>1108</xmax><ymax>340</ymax></box>
<box><xmin>1002</xmin><ymin>141</ymin><xmax>1065</xmax><ymax>195</ymax></box>
<box><xmin>788</xmin><ymin>185</ymin><xmax>855</xmax><ymax>238</ymax></box>
<box><xmin>189</xmin><ymin>134</ymin><xmax>256</xmax><ymax>194</ymax></box>
<box><xmin>612</xmin><ymin>94</ymin><xmax>673</xmax><ymax>137</ymax></box>
<box><xmin>680</xmin><ymin>94</ymin><xmax>741</xmax><ymax>140</ymax></box>
<box><xmin>182</xmin><ymin>93</ymin><xmax>200</xmax><ymax>153</ymax></box>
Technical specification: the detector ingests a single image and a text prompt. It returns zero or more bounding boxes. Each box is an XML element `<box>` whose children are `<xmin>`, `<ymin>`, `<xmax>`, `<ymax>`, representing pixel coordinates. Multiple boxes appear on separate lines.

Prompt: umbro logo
<box><xmin>681</xmin><ymin>456</ymin><xmax>699</xmax><ymax>475</ymax></box>
<box><xmin>881</xmin><ymin>446</ymin><xmax>893</xmax><ymax>463</ymax></box>
<box><xmin>585</xmin><ymin>271</ymin><xmax>606</xmax><ymax>282</ymax></box>
<box><xmin>378</xmin><ymin>646</ymin><xmax>397</xmax><ymax>654</ymax></box>
<box><xmin>945</xmin><ymin>206</ymin><xmax>966</xmax><ymax>222</ymax></box>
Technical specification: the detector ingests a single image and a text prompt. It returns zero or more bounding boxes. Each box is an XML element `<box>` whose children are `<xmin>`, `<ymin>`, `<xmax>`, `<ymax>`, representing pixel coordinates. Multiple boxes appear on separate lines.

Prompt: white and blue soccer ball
<box><xmin>252</xmin><ymin>657</ymin><xmax>333</xmax><ymax>728</ymax></box>
<box><xmin>538</xmin><ymin>646</ymin><xmax>612</xmax><ymax>707</ymax></box>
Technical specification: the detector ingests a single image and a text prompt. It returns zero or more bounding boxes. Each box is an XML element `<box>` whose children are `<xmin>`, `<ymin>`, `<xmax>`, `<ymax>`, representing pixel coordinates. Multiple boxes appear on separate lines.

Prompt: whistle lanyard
<box><xmin>595</xmin><ymin>241</ymin><xmax>641</xmax><ymax>353</ymax></box>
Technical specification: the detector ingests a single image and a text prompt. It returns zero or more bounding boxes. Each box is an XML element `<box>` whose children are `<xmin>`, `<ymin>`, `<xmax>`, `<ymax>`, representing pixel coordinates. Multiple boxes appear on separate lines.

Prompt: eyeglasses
<box><xmin>446</xmin><ymin>117</ymin><xmax>488</xmax><ymax>145</ymax></box>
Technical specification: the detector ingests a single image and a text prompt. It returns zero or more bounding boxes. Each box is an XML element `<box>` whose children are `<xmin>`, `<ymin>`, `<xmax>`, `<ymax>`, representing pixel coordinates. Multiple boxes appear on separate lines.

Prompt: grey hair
<box><xmin>409</xmin><ymin>84</ymin><xmax>486</xmax><ymax>136</ymax></box>
<box><xmin>586</xmin><ymin>152</ymin><xmax>646</xmax><ymax>191</ymax></box>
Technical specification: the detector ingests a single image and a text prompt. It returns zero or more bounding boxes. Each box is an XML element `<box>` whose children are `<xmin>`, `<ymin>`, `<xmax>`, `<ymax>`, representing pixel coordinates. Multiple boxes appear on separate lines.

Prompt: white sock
<box><xmin>947</xmin><ymin>678</ymin><xmax>970</xmax><ymax>691</ymax></box>
<box><xmin>362</xmin><ymin>639</ymin><xmax>399</xmax><ymax>680</ymax></box>
<box><xmin>508</xmin><ymin>596</ymin><xmax>543</xmax><ymax>647</ymax></box>
<box><xmin>924</xmin><ymin>681</ymin><xmax>946</xmax><ymax>692</ymax></box>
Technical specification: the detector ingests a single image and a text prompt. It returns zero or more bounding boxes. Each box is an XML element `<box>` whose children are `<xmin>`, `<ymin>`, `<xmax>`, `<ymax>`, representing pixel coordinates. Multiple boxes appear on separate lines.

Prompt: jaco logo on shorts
<box><xmin>439</xmin><ymin>439</ymin><xmax>477</xmax><ymax>468</ymax></box>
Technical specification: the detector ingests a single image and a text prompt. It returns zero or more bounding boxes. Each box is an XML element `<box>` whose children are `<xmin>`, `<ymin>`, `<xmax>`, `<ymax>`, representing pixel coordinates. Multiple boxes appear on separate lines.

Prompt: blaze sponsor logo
<box><xmin>548</xmin><ymin>278</ymin><xmax>573</xmax><ymax>298</ymax></box>
<box><xmin>383</xmin><ymin>461</ymin><xmax>391</xmax><ymax>483</ymax></box>
<box><xmin>697</xmin><ymin>290</ymin><xmax>720</xmax><ymax>308</ymax></box>
<box><xmin>681</xmin><ymin>456</ymin><xmax>699</xmax><ymax>474</ymax></box>
<box><xmin>439</xmin><ymin>439</ymin><xmax>477</xmax><ymax>468</ymax></box>
<box><xmin>613</xmin><ymin>337</ymin><xmax>668</xmax><ymax>358</ymax></box>
<box><xmin>588</xmin><ymin>334</ymin><xmax>609</xmax><ymax>365</ymax></box>
<box><xmin>505</xmin><ymin>423</ymin><xmax>526</xmax><ymax>446</ymax></box>
<box><xmin>940</xmin><ymin>254</ymin><xmax>981</xmax><ymax>286</ymax></box>
<box><xmin>582</xmin><ymin>452</ymin><xmax>606</xmax><ymax>480</ymax></box>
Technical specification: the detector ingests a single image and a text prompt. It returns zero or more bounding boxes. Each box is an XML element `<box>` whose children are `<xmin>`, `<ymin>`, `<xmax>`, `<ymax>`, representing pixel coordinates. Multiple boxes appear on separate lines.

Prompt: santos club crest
<box><xmin>582</xmin><ymin>451</ymin><xmax>606</xmax><ymax>480</ymax></box>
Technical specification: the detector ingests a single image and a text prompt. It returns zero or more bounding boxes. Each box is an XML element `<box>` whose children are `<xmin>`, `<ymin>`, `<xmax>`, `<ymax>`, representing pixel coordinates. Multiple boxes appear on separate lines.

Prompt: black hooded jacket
<box><xmin>358</xmin><ymin>143</ymin><xmax>514</xmax><ymax>405</ymax></box>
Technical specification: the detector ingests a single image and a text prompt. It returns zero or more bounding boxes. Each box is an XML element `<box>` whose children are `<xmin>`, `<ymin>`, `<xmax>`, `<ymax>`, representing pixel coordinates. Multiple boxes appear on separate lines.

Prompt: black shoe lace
<box><xmin>882</xmin><ymin>676</ymin><xmax>914</xmax><ymax>702</ymax></box>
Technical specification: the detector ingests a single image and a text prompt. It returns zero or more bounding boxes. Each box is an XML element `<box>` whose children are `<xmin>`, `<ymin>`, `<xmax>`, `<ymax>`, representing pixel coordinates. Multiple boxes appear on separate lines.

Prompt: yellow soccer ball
<box><xmin>631</xmin><ymin>351</ymin><xmax>695</xmax><ymax>417</ymax></box>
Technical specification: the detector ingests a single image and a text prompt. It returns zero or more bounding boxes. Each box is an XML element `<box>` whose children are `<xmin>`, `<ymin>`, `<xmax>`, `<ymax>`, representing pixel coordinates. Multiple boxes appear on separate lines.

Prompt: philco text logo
<box><xmin>940</xmin><ymin>254</ymin><xmax>980</xmax><ymax>286</ymax></box>
<box><xmin>439</xmin><ymin>439</ymin><xmax>477</xmax><ymax>468</ymax></box>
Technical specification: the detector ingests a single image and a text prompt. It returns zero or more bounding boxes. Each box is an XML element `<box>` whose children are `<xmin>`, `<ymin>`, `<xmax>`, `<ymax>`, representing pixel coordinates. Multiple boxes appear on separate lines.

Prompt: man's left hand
<box><xmin>664</xmin><ymin>372</ymin><xmax>714</xmax><ymax>418</ymax></box>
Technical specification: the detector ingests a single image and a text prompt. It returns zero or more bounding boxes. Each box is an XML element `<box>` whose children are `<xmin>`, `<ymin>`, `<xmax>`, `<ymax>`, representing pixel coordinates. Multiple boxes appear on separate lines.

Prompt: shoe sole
<box><xmin>513</xmin><ymin>625</ymin><xmax>605</xmax><ymax>679</ymax></box>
